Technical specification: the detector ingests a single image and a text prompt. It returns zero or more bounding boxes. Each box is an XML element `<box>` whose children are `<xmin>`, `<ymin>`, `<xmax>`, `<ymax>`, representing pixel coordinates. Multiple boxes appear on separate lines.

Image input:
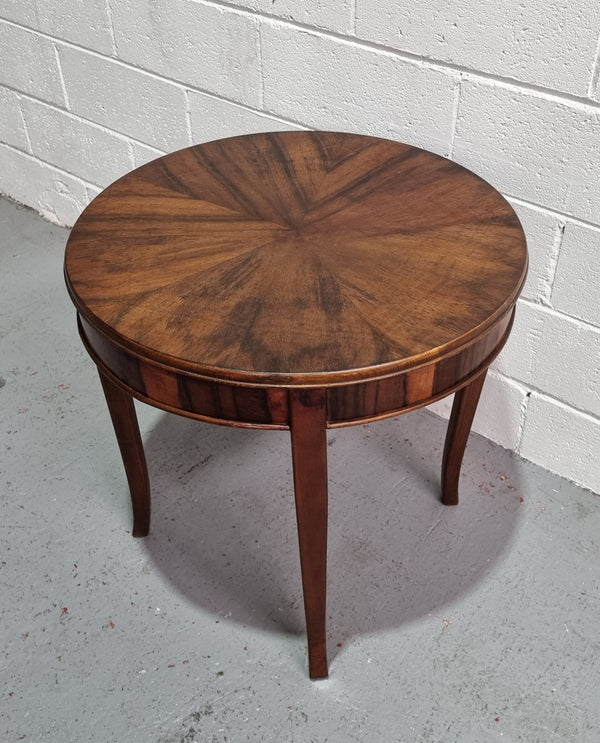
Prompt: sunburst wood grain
<box><xmin>64</xmin><ymin>131</ymin><xmax>527</xmax><ymax>678</ymax></box>
<box><xmin>66</xmin><ymin>132</ymin><xmax>526</xmax><ymax>386</ymax></box>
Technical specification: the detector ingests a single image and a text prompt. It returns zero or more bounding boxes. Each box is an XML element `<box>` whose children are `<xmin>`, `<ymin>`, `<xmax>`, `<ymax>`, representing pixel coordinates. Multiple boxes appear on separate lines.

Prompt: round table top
<box><xmin>65</xmin><ymin>131</ymin><xmax>527</xmax><ymax>386</ymax></box>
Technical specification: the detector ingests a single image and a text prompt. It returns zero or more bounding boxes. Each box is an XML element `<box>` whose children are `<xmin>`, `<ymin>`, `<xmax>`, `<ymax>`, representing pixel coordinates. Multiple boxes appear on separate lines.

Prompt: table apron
<box><xmin>328</xmin><ymin>309</ymin><xmax>514</xmax><ymax>426</ymax></box>
<box><xmin>78</xmin><ymin>309</ymin><xmax>514</xmax><ymax>430</ymax></box>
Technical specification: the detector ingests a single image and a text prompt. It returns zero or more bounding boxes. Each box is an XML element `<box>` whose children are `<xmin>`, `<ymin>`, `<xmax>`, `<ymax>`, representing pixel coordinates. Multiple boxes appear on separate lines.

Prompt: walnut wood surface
<box><xmin>98</xmin><ymin>368</ymin><xmax>150</xmax><ymax>536</ymax></box>
<box><xmin>65</xmin><ymin>131</ymin><xmax>527</xmax><ymax>388</ymax></box>
<box><xmin>441</xmin><ymin>369</ymin><xmax>488</xmax><ymax>506</ymax></box>
<box><xmin>64</xmin><ymin>131</ymin><xmax>527</xmax><ymax>680</ymax></box>
<box><xmin>289</xmin><ymin>389</ymin><xmax>329</xmax><ymax>679</ymax></box>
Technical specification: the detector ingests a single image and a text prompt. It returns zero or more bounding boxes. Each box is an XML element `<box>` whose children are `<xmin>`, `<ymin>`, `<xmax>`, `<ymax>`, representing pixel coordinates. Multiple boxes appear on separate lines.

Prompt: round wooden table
<box><xmin>64</xmin><ymin>131</ymin><xmax>527</xmax><ymax>679</ymax></box>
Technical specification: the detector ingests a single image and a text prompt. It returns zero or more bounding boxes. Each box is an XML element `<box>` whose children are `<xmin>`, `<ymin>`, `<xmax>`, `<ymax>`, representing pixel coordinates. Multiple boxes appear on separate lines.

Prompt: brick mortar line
<box><xmin>0</xmin><ymin>16</ymin><xmax>229</xmax><ymax>91</ymax></box>
<box><xmin>124</xmin><ymin>140</ymin><xmax>136</xmax><ymax>172</ymax></box>
<box><xmin>2</xmin><ymin>13</ymin><xmax>600</xmax><ymax>113</ymax></box>
<box><xmin>53</xmin><ymin>44</ymin><xmax>70</xmax><ymax>110</ymax></box>
<box><xmin>186</xmin><ymin>86</ymin><xmax>306</xmax><ymax>129</ymax></box>
<box><xmin>32</xmin><ymin>1</ymin><xmax>40</xmax><ymax>28</ymax></box>
<box><xmin>515</xmin><ymin>391</ymin><xmax>531</xmax><ymax>453</ymax></box>
<box><xmin>541</xmin><ymin>222</ymin><xmax>567</xmax><ymax>306</ymax></box>
<box><xmin>103</xmin><ymin>0</ymin><xmax>118</xmax><ymax>57</ymax></box>
<box><xmin>257</xmin><ymin>20</ymin><xmax>264</xmax><ymax>109</ymax></box>
<box><xmin>86</xmin><ymin>184</ymin><xmax>101</xmax><ymax>198</ymax></box>
<box><xmin>587</xmin><ymin>30</ymin><xmax>600</xmax><ymax>98</ymax></box>
<box><xmin>0</xmin><ymin>82</ymin><xmax>69</xmax><ymax>113</ymax></box>
<box><xmin>478</xmin><ymin>367</ymin><xmax>532</xmax><ymax>451</ymax></box>
<box><xmin>183</xmin><ymin>89</ymin><xmax>194</xmax><ymax>146</ymax></box>
<box><xmin>448</xmin><ymin>75</ymin><xmax>463</xmax><ymax>158</ymax></box>
<box><xmin>15</xmin><ymin>92</ymin><xmax>34</xmax><ymax>154</ymax></box>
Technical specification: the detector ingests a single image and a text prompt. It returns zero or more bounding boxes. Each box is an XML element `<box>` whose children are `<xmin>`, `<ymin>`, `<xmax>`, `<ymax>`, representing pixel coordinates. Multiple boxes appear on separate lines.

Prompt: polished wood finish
<box><xmin>98</xmin><ymin>367</ymin><xmax>150</xmax><ymax>537</ymax></box>
<box><xmin>64</xmin><ymin>131</ymin><xmax>527</xmax><ymax>678</ymax></box>
<box><xmin>65</xmin><ymin>132</ymin><xmax>526</xmax><ymax>387</ymax></box>
<box><xmin>441</xmin><ymin>369</ymin><xmax>488</xmax><ymax>506</ymax></box>
<box><xmin>289</xmin><ymin>389</ymin><xmax>329</xmax><ymax>679</ymax></box>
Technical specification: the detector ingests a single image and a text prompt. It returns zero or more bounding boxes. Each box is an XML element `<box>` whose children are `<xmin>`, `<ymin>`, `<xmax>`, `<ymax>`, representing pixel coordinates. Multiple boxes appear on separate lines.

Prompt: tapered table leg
<box><xmin>441</xmin><ymin>369</ymin><xmax>488</xmax><ymax>506</ymax></box>
<box><xmin>289</xmin><ymin>389</ymin><xmax>329</xmax><ymax>679</ymax></box>
<box><xmin>98</xmin><ymin>369</ymin><xmax>151</xmax><ymax>537</ymax></box>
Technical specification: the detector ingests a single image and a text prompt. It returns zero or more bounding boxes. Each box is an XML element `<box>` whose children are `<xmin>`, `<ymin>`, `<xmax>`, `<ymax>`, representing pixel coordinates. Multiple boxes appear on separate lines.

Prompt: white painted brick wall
<box><xmin>36</xmin><ymin>0</ymin><xmax>116</xmax><ymax>55</ymax></box>
<box><xmin>20</xmin><ymin>98</ymin><xmax>135</xmax><ymax>188</ymax></box>
<box><xmin>110</xmin><ymin>1</ymin><xmax>261</xmax><ymax>106</ymax></box>
<box><xmin>261</xmin><ymin>23</ymin><xmax>457</xmax><ymax>155</ymax></box>
<box><xmin>552</xmin><ymin>223</ymin><xmax>600</xmax><ymax>326</ymax></box>
<box><xmin>0</xmin><ymin>88</ymin><xmax>30</xmax><ymax>151</ymax></box>
<box><xmin>355</xmin><ymin>0</ymin><xmax>600</xmax><ymax>96</ymax></box>
<box><xmin>0</xmin><ymin>0</ymin><xmax>35</xmax><ymax>26</ymax></box>
<box><xmin>0</xmin><ymin>23</ymin><xmax>66</xmax><ymax>104</ymax></box>
<box><xmin>454</xmin><ymin>80</ymin><xmax>600</xmax><ymax>224</ymax></box>
<box><xmin>232</xmin><ymin>0</ymin><xmax>353</xmax><ymax>33</ymax></box>
<box><xmin>495</xmin><ymin>302</ymin><xmax>600</xmax><ymax>418</ymax></box>
<box><xmin>130</xmin><ymin>141</ymin><xmax>167</xmax><ymax>169</ymax></box>
<box><xmin>188</xmin><ymin>91</ymin><xmax>301</xmax><ymax>143</ymax></box>
<box><xmin>58</xmin><ymin>47</ymin><xmax>190</xmax><ymax>151</ymax></box>
<box><xmin>506</xmin><ymin>201</ymin><xmax>563</xmax><ymax>305</ymax></box>
<box><xmin>0</xmin><ymin>144</ymin><xmax>89</xmax><ymax>224</ymax></box>
<box><xmin>521</xmin><ymin>396</ymin><xmax>600</xmax><ymax>494</ymax></box>
<box><xmin>0</xmin><ymin>1</ymin><xmax>599</xmax><ymax>492</ymax></box>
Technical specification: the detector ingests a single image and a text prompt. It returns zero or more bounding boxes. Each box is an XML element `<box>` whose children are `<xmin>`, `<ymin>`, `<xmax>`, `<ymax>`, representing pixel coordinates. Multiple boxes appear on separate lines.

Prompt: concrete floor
<box><xmin>1</xmin><ymin>194</ymin><xmax>599</xmax><ymax>743</ymax></box>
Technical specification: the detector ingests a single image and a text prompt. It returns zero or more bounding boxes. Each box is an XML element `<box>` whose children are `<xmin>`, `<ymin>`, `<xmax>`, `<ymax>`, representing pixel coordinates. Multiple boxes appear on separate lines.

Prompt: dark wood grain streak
<box><xmin>327</xmin><ymin>310</ymin><xmax>514</xmax><ymax>425</ymax></box>
<box><xmin>78</xmin><ymin>316</ymin><xmax>290</xmax><ymax>428</ymax></box>
<box><xmin>64</xmin><ymin>131</ymin><xmax>528</xmax><ymax>678</ymax></box>
<box><xmin>79</xmin><ymin>306</ymin><xmax>514</xmax><ymax>430</ymax></box>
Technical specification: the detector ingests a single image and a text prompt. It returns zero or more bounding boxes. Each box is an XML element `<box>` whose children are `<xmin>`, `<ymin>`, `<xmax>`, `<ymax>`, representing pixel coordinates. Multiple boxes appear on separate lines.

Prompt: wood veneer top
<box><xmin>64</xmin><ymin>131</ymin><xmax>527</xmax><ymax>385</ymax></box>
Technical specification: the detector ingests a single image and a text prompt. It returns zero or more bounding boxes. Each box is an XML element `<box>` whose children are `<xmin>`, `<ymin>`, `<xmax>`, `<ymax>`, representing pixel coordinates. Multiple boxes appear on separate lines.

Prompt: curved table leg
<box><xmin>441</xmin><ymin>369</ymin><xmax>488</xmax><ymax>506</ymax></box>
<box><xmin>98</xmin><ymin>369</ymin><xmax>151</xmax><ymax>537</ymax></box>
<box><xmin>289</xmin><ymin>389</ymin><xmax>329</xmax><ymax>679</ymax></box>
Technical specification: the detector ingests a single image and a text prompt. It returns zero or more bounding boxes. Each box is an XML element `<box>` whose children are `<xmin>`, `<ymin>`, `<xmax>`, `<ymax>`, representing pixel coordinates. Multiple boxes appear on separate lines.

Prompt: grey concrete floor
<box><xmin>1</xmin><ymin>194</ymin><xmax>599</xmax><ymax>743</ymax></box>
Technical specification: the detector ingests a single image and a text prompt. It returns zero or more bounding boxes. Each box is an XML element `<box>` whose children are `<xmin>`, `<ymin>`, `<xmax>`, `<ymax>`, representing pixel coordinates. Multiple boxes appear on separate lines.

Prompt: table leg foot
<box><xmin>441</xmin><ymin>369</ymin><xmax>488</xmax><ymax>506</ymax></box>
<box><xmin>289</xmin><ymin>389</ymin><xmax>329</xmax><ymax>680</ymax></box>
<box><xmin>98</xmin><ymin>369</ymin><xmax>151</xmax><ymax>537</ymax></box>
